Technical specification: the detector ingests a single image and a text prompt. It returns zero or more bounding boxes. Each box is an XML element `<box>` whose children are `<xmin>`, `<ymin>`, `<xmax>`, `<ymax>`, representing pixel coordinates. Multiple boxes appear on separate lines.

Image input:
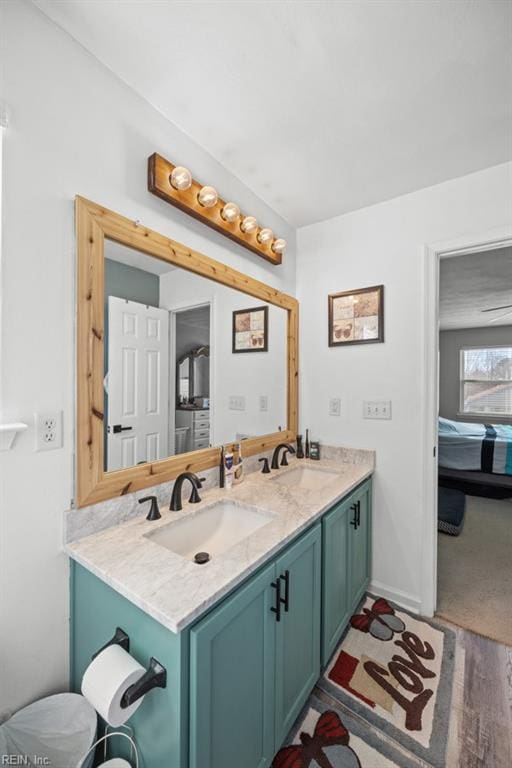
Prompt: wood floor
<box><xmin>314</xmin><ymin>622</ymin><xmax>512</xmax><ymax>767</ymax></box>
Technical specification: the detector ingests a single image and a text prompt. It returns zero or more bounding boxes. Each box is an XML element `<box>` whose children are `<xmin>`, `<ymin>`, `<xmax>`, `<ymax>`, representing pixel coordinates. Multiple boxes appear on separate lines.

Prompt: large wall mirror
<box><xmin>76</xmin><ymin>197</ymin><xmax>298</xmax><ymax>506</ymax></box>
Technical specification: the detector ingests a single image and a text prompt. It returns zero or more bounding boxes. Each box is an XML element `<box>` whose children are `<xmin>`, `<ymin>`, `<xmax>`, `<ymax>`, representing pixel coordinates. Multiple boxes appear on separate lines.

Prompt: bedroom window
<box><xmin>460</xmin><ymin>346</ymin><xmax>512</xmax><ymax>417</ymax></box>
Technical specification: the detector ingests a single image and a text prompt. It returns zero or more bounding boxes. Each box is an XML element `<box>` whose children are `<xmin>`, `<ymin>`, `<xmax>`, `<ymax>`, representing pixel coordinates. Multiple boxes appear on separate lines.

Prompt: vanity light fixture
<box><xmin>169</xmin><ymin>166</ymin><xmax>192</xmax><ymax>191</ymax></box>
<box><xmin>272</xmin><ymin>238</ymin><xmax>287</xmax><ymax>255</ymax></box>
<box><xmin>221</xmin><ymin>202</ymin><xmax>240</xmax><ymax>223</ymax></box>
<box><xmin>257</xmin><ymin>227</ymin><xmax>274</xmax><ymax>245</ymax></box>
<box><xmin>197</xmin><ymin>185</ymin><xmax>218</xmax><ymax>208</ymax></box>
<box><xmin>148</xmin><ymin>153</ymin><xmax>284</xmax><ymax>265</ymax></box>
<box><xmin>240</xmin><ymin>215</ymin><xmax>258</xmax><ymax>234</ymax></box>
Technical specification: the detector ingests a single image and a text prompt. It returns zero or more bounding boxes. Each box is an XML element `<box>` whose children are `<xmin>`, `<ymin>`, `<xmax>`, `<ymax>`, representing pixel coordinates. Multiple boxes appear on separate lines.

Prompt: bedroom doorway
<box><xmin>423</xmin><ymin>232</ymin><xmax>512</xmax><ymax>644</ymax></box>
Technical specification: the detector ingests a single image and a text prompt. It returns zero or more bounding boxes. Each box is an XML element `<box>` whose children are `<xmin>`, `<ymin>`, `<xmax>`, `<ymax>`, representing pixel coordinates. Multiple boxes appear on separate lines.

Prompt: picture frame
<box><xmin>328</xmin><ymin>285</ymin><xmax>384</xmax><ymax>346</ymax></box>
<box><xmin>232</xmin><ymin>305</ymin><xmax>269</xmax><ymax>353</ymax></box>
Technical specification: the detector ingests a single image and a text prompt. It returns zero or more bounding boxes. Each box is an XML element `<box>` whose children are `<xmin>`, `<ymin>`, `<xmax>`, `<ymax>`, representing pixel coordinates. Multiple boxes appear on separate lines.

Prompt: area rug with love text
<box><xmin>317</xmin><ymin>594</ymin><xmax>456</xmax><ymax>768</ymax></box>
<box><xmin>271</xmin><ymin>694</ymin><xmax>423</xmax><ymax>768</ymax></box>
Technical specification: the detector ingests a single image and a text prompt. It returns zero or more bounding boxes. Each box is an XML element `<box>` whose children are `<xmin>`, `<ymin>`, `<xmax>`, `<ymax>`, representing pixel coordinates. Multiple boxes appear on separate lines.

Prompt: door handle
<box><xmin>270</xmin><ymin>579</ymin><xmax>281</xmax><ymax>622</ymax></box>
<box><xmin>112</xmin><ymin>424</ymin><xmax>133</xmax><ymax>434</ymax></box>
<box><xmin>280</xmin><ymin>570</ymin><xmax>290</xmax><ymax>612</ymax></box>
<box><xmin>349</xmin><ymin>503</ymin><xmax>358</xmax><ymax>528</ymax></box>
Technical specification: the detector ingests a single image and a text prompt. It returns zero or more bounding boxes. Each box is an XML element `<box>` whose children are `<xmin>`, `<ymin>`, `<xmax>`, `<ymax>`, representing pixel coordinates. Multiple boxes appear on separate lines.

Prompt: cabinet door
<box><xmin>322</xmin><ymin>497</ymin><xmax>351</xmax><ymax>666</ymax></box>
<box><xmin>189</xmin><ymin>562</ymin><xmax>276</xmax><ymax>768</ymax></box>
<box><xmin>349</xmin><ymin>482</ymin><xmax>372</xmax><ymax>610</ymax></box>
<box><xmin>275</xmin><ymin>524</ymin><xmax>321</xmax><ymax>746</ymax></box>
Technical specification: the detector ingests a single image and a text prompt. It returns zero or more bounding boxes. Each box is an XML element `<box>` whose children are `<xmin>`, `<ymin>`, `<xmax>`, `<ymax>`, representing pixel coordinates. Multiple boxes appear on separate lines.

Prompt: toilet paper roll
<box><xmin>81</xmin><ymin>644</ymin><xmax>146</xmax><ymax>727</ymax></box>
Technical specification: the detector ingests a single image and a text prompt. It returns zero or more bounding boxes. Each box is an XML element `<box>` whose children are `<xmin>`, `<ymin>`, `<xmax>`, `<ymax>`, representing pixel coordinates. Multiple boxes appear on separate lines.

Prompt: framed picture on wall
<box><xmin>328</xmin><ymin>284</ymin><xmax>384</xmax><ymax>346</ymax></box>
<box><xmin>232</xmin><ymin>305</ymin><xmax>269</xmax><ymax>353</ymax></box>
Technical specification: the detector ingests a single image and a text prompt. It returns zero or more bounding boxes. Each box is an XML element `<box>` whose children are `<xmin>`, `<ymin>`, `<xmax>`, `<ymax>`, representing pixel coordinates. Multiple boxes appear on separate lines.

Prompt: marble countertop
<box><xmin>65</xmin><ymin>454</ymin><xmax>374</xmax><ymax>633</ymax></box>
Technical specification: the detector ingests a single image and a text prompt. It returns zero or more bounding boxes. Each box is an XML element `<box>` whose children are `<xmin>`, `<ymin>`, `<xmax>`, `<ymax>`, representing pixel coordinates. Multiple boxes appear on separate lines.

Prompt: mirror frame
<box><xmin>76</xmin><ymin>196</ymin><xmax>298</xmax><ymax>507</ymax></box>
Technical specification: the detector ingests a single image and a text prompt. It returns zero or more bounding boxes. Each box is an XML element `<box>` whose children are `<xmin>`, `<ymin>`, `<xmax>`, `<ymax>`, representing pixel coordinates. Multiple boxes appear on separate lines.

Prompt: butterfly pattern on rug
<box><xmin>350</xmin><ymin>597</ymin><xmax>406</xmax><ymax>641</ymax></box>
<box><xmin>272</xmin><ymin>710</ymin><xmax>362</xmax><ymax>768</ymax></box>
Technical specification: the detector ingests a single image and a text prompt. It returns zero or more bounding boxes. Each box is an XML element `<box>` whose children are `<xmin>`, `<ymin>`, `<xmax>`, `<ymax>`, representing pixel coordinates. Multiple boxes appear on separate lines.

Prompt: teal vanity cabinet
<box><xmin>70</xmin><ymin>477</ymin><xmax>372</xmax><ymax>768</ymax></box>
<box><xmin>189</xmin><ymin>524</ymin><xmax>321</xmax><ymax>768</ymax></box>
<box><xmin>70</xmin><ymin>562</ymin><xmax>190</xmax><ymax>768</ymax></box>
<box><xmin>321</xmin><ymin>478</ymin><xmax>372</xmax><ymax>665</ymax></box>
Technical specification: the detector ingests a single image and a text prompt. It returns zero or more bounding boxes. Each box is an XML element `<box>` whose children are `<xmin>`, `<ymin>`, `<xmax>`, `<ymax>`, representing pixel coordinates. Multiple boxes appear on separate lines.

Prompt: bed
<box><xmin>438</xmin><ymin>417</ymin><xmax>512</xmax><ymax>498</ymax></box>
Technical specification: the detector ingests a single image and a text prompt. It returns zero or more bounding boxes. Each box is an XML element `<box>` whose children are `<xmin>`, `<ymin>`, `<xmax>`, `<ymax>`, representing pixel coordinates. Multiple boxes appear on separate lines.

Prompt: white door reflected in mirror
<box><xmin>107</xmin><ymin>297</ymin><xmax>169</xmax><ymax>471</ymax></box>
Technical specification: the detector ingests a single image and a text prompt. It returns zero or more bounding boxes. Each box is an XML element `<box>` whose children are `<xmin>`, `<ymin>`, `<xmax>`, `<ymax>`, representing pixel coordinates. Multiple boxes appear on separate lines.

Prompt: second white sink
<box><xmin>145</xmin><ymin>500</ymin><xmax>274</xmax><ymax>561</ymax></box>
<box><xmin>272</xmin><ymin>466</ymin><xmax>340</xmax><ymax>491</ymax></box>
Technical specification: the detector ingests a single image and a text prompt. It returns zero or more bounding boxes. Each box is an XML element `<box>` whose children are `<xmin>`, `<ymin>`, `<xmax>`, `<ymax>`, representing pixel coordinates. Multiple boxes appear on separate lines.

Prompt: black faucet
<box><xmin>169</xmin><ymin>472</ymin><xmax>204</xmax><ymax>511</ymax></box>
<box><xmin>271</xmin><ymin>443</ymin><xmax>296</xmax><ymax>470</ymax></box>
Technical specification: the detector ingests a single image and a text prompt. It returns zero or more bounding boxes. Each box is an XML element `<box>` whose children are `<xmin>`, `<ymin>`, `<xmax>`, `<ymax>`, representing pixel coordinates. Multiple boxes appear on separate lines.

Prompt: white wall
<box><xmin>160</xmin><ymin>270</ymin><xmax>287</xmax><ymax>445</ymax></box>
<box><xmin>0</xmin><ymin>0</ymin><xmax>295</xmax><ymax>717</ymax></box>
<box><xmin>297</xmin><ymin>161</ymin><xmax>512</xmax><ymax>612</ymax></box>
<box><xmin>439</xmin><ymin>326</ymin><xmax>512</xmax><ymax>423</ymax></box>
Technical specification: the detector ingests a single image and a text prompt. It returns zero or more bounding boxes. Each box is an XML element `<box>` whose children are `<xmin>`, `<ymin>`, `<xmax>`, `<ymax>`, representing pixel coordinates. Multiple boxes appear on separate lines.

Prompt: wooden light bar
<box><xmin>147</xmin><ymin>152</ymin><xmax>283</xmax><ymax>265</ymax></box>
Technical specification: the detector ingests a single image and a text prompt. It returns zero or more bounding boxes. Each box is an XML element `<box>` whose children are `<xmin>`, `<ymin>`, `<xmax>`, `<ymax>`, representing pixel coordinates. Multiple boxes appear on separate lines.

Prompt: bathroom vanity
<box><xmin>68</xmin><ymin>457</ymin><xmax>373</xmax><ymax>768</ymax></box>
<box><xmin>70</xmin><ymin>198</ymin><xmax>373</xmax><ymax>767</ymax></box>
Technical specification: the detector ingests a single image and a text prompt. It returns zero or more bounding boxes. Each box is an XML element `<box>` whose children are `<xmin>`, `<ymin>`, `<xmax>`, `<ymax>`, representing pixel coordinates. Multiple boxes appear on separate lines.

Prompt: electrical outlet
<box><xmin>229</xmin><ymin>396</ymin><xmax>246</xmax><ymax>411</ymax></box>
<box><xmin>259</xmin><ymin>395</ymin><xmax>268</xmax><ymax>412</ymax></box>
<box><xmin>35</xmin><ymin>411</ymin><xmax>63</xmax><ymax>451</ymax></box>
<box><xmin>329</xmin><ymin>397</ymin><xmax>341</xmax><ymax>417</ymax></box>
<box><xmin>363</xmin><ymin>400</ymin><xmax>392</xmax><ymax>420</ymax></box>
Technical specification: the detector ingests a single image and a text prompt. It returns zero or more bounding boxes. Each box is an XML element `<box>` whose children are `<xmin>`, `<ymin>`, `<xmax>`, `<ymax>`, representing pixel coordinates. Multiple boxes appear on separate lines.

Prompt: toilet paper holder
<box><xmin>92</xmin><ymin>627</ymin><xmax>167</xmax><ymax>709</ymax></box>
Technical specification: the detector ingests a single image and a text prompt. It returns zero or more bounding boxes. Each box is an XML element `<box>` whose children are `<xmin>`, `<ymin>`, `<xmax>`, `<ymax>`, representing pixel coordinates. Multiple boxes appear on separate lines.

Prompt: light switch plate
<box><xmin>363</xmin><ymin>400</ymin><xmax>392</xmax><ymax>420</ymax></box>
<box><xmin>229</xmin><ymin>396</ymin><xmax>246</xmax><ymax>411</ymax></box>
<box><xmin>329</xmin><ymin>397</ymin><xmax>341</xmax><ymax>417</ymax></box>
<box><xmin>259</xmin><ymin>395</ymin><xmax>268</xmax><ymax>412</ymax></box>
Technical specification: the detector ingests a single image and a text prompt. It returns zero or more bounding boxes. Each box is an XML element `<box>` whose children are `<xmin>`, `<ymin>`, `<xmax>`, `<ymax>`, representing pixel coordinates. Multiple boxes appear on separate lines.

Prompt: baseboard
<box><xmin>369</xmin><ymin>580</ymin><xmax>421</xmax><ymax>615</ymax></box>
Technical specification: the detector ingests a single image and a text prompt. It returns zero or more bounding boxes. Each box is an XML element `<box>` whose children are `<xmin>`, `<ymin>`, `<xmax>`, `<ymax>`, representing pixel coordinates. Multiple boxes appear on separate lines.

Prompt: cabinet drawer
<box><xmin>193</xmin><ymin>438</ymin><xmax>210</xmax><ymax>450</ymax></box>
<box><xmin>193</xmin><ymin>410</ymin><xmax>210</xmax><ymax>421</ymax></box>
<box><xmin>194</xmin><ymin>427</ymin><xmax>210</xmax><ymax>440</ymax></box>
<box><xmin>193</xmin><ymin>419</ymin><xmax>210</xmax><ymax>432</ymax></box>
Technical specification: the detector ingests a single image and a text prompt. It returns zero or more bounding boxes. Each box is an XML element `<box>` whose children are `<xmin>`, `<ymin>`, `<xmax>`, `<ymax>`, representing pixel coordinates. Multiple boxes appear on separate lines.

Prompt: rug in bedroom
<box><xmin>317</xmin><ymin>594</ymin><xmax>456</xmax><ymax>768</ymax></box>
<box><xmin>271</xmin><ymin>693</ymin><xmax>423</xmax><ymax>768</ymax></box>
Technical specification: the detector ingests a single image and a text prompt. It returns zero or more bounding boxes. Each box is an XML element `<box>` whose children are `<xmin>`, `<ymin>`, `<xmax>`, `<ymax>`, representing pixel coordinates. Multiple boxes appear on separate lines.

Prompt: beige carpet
<box><xmin>437</xmin><ymin>495</ymin><xmax>512</xmax><ymax>646</ymax></box>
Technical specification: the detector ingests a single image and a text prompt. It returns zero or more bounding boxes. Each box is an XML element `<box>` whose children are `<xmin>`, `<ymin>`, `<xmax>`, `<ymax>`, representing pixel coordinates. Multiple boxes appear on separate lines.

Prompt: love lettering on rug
<box><xmin>324</xmin><ymin>597</ymin><xmax>444</xmax><ymax>748</ymax></box>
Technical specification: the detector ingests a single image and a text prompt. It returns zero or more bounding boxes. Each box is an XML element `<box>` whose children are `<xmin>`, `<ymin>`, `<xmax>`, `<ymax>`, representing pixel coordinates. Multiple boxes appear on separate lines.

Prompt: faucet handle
<box><xmin>280</xmin><ymin>445</ymin><xmax>295</xmax><ymax>467</ymax></box>
<box><xmin>189</xmin><ymin>477</ymin><xmax>205</xmax><ymax>504</ymax></box>
<box><xmin>258</xmin><ymin>457</ymin><xmax>271</xmax><ymax>474</ymax></box>
<box><xmin>139</xmin><ymin>495</ymin><xmax>161</xmax><ymax>521</ymax></box>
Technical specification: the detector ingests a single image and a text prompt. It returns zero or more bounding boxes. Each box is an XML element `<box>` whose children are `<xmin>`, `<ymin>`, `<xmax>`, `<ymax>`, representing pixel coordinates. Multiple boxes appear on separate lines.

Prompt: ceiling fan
<box><xmin>481</xmin><ymin>303</ymin><xmax>512</xmax><ymax>324</ymax></box>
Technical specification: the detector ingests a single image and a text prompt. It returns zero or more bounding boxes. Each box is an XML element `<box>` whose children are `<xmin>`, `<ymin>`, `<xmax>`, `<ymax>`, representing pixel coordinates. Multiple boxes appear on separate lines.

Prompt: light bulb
<box><xmin>221</xmin><ymin>202</ymin><xmax>240</xmax><ymax>223</ymax></box>
<box><xmin>240</xmin><ymin>215</ymin><xmax>258</xmax><ymax>234</ymax></box>
<box><xmin>257</xmin><ymin>227</ymin><xmax>274</xmax><ymax>245</ymax></box>
<box><xmin>272</xmin><ymin>238</ymin><xmax>287</xmax><ymax>255</ymax></box>
<box><xmin>197</xmin><ymin>185</ymin><xmax>218</xmax><ymax>208</ymax></box>
<box><xmin>169</xmin><ymin>166</ymin><xmax>192</xmax><ymax>191</ymax></box>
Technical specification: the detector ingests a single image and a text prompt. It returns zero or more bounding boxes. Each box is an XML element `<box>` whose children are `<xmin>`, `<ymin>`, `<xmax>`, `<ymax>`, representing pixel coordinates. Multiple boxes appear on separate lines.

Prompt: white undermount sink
<box><xmin>272</xmin><ymin>466</ymin><xmax>340</xmax><ymax>491</ymax></box>
<box><xmin>145</xmin><ymin>501</ymin><xmax>274</xmax><ymax>561</ymax></box>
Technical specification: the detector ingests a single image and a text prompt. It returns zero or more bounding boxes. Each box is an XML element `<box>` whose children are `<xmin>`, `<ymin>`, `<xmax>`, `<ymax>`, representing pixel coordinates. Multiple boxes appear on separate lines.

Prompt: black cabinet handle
<box><xmin>280</xmin><ymin>570</ymin><xmax>290</xmax><ymax>612</ymax></box>
<box><xmin>112</xmin><ymin>424</ymin><xmax>133</xmax><ymax>434</ymax></box>
<box><xmin>349</xmin><ymin>503</ymin><xmax>358</xmax><ymax>528</ymax></box>
<box><xmin>356</xmin><ymin>500</ymin><xmax>361</xmax><ymax>528</ymax></box>
<box><xmin>270</xmin><ymin>579</ymin><xmax>281</xmax><ymax>622</ymax></box>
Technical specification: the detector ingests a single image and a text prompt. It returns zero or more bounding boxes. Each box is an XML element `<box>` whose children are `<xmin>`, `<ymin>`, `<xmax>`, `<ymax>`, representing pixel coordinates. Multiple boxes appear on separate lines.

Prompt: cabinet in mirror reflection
<box><xmin>103</xmin><ymin>239</ymin><xmax>287</xmax><ymax>471</ymax></box>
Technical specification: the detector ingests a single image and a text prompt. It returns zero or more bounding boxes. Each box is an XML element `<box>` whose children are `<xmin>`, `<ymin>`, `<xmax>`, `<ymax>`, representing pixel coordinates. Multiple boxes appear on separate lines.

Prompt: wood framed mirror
<box><xmin>76</xmin><ymin>197</ymin><xmax>298</xmax><ymax>507</ymax></box>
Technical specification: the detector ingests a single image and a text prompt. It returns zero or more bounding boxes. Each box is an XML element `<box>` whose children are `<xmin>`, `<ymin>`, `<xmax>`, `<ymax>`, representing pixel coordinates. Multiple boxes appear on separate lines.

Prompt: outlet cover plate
<box><xmin>329</xmin><ymin>397</ymin><xmax>341</xmax><ymax>417</ymax></box>
<box><xmin>35</xmin><ymin>411</ymin><xmax>63</xmax><ymax>451</ymax></box>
